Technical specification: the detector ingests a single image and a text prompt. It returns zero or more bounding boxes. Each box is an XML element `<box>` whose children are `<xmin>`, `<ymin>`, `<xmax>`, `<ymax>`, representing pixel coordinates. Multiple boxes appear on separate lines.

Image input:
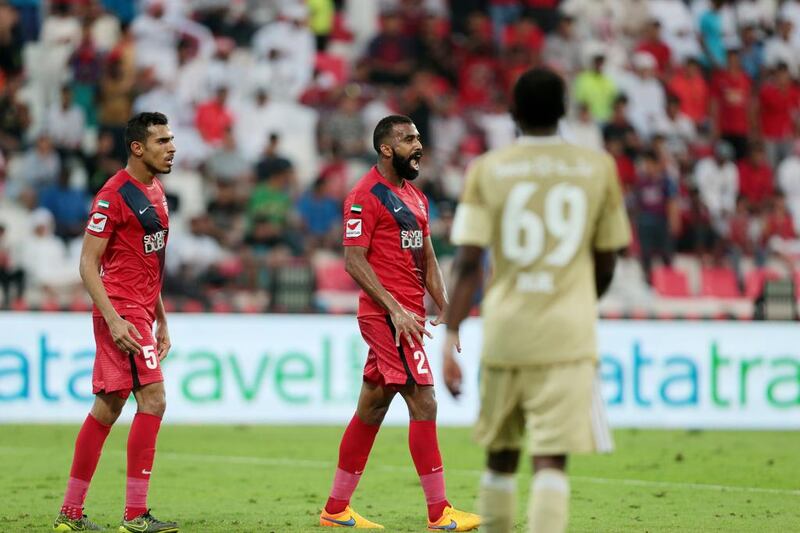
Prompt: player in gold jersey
<box><xmin>441</xmin><ymin>67</ymin><xmax>631</xmax><ymax>533</ymax></box>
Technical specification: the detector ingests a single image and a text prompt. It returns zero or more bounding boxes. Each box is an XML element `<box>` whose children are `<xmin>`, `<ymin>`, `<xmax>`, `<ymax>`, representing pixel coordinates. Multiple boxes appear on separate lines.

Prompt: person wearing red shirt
<box><xmin>53</xmin><ymin>113</ymin><xmax>178</xmax><ymax>532</ymax></box>
<box><xmin>758</xmin><ymin>63</ymin><xmax>800</xmax><ymax>166</ymax></box>
<box><xmin>668</xmin><ymin>57</ymin><xmax>710</xmax><ymax>125</ymax></box>
<box><xmin>635</xmin><ymin>19</ymin><xmax>672</xmax><ymax>77</ymax></box>
<box><xmin>764</xmin><ymin>194</ymin><xmax>797</xmax><ymax>241</ymax></box>
<box><xmin>195</xmin><ymin>86</ymin><xmax>234</xmax><ymax>146</ymax></box>
<box><xmin>319</xmin><ymin>115</ymin><xmax>480</xmax><ymax>531</ymax></box>
<box><xmin>711</xmin><ymin>49</ymin><xmax>753</xmax><ymax>159</ymax></box>
<box><xmin>738</xmin><ymin>142</ymin><xmax>774</xmax><ymax>209</ymax></box>
<box><xmin>502</xmin><ymin>14</ymin><xmax>545</xmax><ymax>51</ymax></box>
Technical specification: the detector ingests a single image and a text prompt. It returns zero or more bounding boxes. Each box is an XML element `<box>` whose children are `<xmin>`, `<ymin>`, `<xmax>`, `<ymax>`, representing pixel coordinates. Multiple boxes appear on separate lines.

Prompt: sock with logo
<box><xmin>60</xmin><ymin>414</ymin><xmax>112</xmax><ymax>520</ymax></box>
<box><xmin>479</xmin><ymin>470</ymin><xmax>516</xmax><ymax>533</ymax></box>
<box><xmin>324</xmin><ymin>414</ymin><xmax>381</xmax><ymax>515</ymax></box>
<box><xmin>124</xmin><ymin>412</ymin><xmax>162</xmax><ymax>520</ymax></box>
<box><xmin>409</xmin><ymin>420</ymin><xmax>450</xmax><ymax>522</ymax></box>
<box><xmin>528</xmin><ymin>469</ymin><xmax>569</xmax><ymax>533</ymax></box>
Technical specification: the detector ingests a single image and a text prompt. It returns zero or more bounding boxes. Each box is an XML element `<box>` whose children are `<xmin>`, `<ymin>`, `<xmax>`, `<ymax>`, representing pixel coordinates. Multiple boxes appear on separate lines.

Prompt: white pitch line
<box><xmin>2</xmin><ymin>446</ymin><xmax>799</xmax><ymax>497</ymax></box>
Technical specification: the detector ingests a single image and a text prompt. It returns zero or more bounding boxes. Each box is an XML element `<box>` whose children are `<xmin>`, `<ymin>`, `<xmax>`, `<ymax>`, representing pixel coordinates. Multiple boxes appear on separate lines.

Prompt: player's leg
<box><xmin>321</xmin><ymin>380</ymin><xmax>394</xmax><ymax>527</ymax></box>
<box><xmin>55</xmin><ymin>392</ymin><xmax>126</xmax><ymax>531</ymax></box>
<box><xmin>400</xmin><ymin>384</ymin><xmax>480</xmax><ymax>531</ymax></box>
<box><xmin>527</xmin><ymin>454</ymin><xmax>569</xmax><ymax>533</ymax></box>
<box><xmin>120</xmin><ymin>380</ymin><xmax>177</xmax><ymax>532</ymax></box>
<box><xmin>522</xmin><ymin>360</ymin><xmax>605</xmax><ymax>533</ymax></box>
<box><xmin>475</xmin><ymin>367</ymin><xmax>525</xmax><ymax>533</ymax></box>
<box><xmin>479</xmin><ymin>450</ymin><xmax>520</xmax><ymax>533</ymax></box>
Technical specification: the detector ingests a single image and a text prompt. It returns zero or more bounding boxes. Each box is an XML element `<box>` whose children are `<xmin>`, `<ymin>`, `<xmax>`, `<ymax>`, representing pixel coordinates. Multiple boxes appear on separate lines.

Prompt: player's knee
<box><xmin>138</xmin><ymin>392</ymin><xmax>167</xmax><ymax>417</ymax></box>
<box><xmin>361</xmin><ymin>405</ymin><xmax>389</xmax><ymax>426</ymax></box>
<box><xmin>409</xmin><ymin>393</ymin><xmax>437</xmax><ymax>421</ymax></box>
<box><xmin>532</xmin><ymin>454</ymin><xmax>567</xmax><ymax>473</ymax></box>
<box><xmin>488</xmin><ymin>449</ymin><xmax>520</xmax><ymax>473</ymax></box>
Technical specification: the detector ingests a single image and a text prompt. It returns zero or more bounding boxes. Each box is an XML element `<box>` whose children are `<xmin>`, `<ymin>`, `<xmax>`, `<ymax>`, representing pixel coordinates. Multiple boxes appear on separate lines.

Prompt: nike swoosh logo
<box><xmin>122</xmin><ymin>522</ymin><xmax>149</xmax><ymax>532</ymax></box>
<box><xmin>354</xmin><ymin>470</ymin><xmax>364</xmax><ymax>475</ymax></box>
<box><xmin>394</xmin><ymin>206</ymin><xmax>402</xmax><ymax>212</ymax></box>
<box><xmin>141</xmin><ymin>469</ymin><xmax>151</xmax><ymax>475</ymax></box>
<box><xmin>431</xmin><ymin>465</ymin><xmax>443</xmax><ymax>472</ymax></box>
<box><xmin>321</xmin><ymin>515</ymin><xmax>356</xmax><ymax>526</ymax></box>
<box><xmin>139</xmin><ymin>206</ymin><xmax>151</xmax><ymax>214</ymax></box>
<box><xmin>430</xmin><ymin>520</ymin><xmax>457</xmax><ymax>530</ymax></box>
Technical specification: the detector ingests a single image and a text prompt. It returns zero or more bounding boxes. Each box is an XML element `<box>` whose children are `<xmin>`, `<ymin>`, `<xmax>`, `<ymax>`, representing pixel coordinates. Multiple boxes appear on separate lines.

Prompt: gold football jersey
<box><xmin>451</xmin><ymin>136</ymin><xmax>631</xmax><ymax>367</ymax></box>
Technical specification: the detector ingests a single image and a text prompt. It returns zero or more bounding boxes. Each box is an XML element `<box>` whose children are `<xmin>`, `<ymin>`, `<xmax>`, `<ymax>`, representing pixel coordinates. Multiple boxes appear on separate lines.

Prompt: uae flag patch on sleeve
<box><xmin>350</xmin><ymin>204</ymin><xmax>362</xmax><ymax>214</ymax></box>
<box><xmin>97</xmin><ymin>199</ymin><xmax>110</xmax><ymax>209</ymax></box>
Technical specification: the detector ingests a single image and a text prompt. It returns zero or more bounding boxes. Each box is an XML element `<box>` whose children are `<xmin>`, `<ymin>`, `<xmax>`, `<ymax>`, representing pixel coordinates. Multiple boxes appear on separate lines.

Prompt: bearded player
<box><xmin>53</xmin><ymin>112</ymin><xmax>178</xmax><ymax>533</ymax></box>
<box><xmin>318</xmin><ymin>115</ymin><xmax>480</xmax><ymax>531</ymax></box>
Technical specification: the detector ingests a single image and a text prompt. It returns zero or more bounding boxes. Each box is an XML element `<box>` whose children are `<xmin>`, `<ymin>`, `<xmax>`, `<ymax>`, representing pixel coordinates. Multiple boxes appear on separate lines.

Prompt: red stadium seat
<box><xmin>745</xmin><ymin>269</ymin><xmax>784</xmax><ymax>299</ymax></box>
<box><xmin>700</xmin><ymin>267</ymin><xmax>741</xmax><ymax>299</ymax></box>
<box><xmin>651</xmin><ymin>267</ymin><xmax>691</xmax><ymax>297</ymax></box>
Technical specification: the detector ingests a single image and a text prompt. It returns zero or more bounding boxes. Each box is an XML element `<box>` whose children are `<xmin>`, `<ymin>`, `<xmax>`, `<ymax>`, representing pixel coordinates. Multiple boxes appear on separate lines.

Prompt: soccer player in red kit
<box><xmin>319</xmin><ymin>115</ymin><xmax>480</xmax><ymax>531</ymax></box>
<box><xmin>53</xmin><ymin>112</ymin><xmax>178</xmax><ymax>533</ymax></box>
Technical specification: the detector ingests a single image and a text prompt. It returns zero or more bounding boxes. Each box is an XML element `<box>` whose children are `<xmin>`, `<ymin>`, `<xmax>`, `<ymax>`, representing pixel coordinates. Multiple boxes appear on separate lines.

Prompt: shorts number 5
<box><xmin>142</xmin><ymin>345</ymin><xmax>158</xmax><ymax>369</ymax></box>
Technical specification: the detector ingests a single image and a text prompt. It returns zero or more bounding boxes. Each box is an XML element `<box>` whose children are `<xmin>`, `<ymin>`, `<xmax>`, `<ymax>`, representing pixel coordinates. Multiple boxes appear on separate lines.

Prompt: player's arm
<box><xmin>154</xmin><ymin>293</ymin><xmax>171</xmax><ymax>361</ymax></box>
<box><xmin>440</xmin><ymin>245</ymin><xmax>483</xmax><ymax>397</ymax></box>
<box><xmin>423</xmin><ymin>236</ymin><xmax>448</xmax><ymax>318</ymax></box>
<box><xmin>344</xmin><ymin>245</ymin><xmax>431</xmax><ymax>348</ymax></box>
<box><xmin>79</xmin><ymin>233</ymin><xmax>143</xmax><ymax>354</ymax></box>
<box><xmin>593</xmin><ymin>251</ymin><xmax>617</xmax><ymax>298</ymax></box>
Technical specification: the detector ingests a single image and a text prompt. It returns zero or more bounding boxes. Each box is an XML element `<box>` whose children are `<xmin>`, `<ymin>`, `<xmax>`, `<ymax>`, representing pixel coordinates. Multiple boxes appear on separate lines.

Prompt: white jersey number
<box><xmin>502</xmin><ymin>182</ymin><xmax>587</xmax><ymax>267</ymax></box>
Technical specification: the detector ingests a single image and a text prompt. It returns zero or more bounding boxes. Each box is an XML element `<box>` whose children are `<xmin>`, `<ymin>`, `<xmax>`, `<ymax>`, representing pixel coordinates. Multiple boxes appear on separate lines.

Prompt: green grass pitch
<box><xmin>1</xmin><ymin>425</ymin><xmax>798</xmax><ymax>532</ymax></box>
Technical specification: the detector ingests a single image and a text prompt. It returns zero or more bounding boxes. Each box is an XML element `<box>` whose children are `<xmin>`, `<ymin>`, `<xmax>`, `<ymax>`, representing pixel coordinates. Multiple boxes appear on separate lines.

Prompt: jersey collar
<box><xmin>516</xmin><ymin>135</ymin><xmax>564</xmax><ymax>145</ymax></box>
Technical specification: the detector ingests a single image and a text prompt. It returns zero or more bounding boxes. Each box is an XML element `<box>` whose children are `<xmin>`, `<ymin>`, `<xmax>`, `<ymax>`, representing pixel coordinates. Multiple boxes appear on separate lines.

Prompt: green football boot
<box><xmin>118</xmin><ymin>510</ymin><xmax>178</xmax><ymax>533</ymax></box>
<box><xmin>53</xmin><ymin>512</ymin><xmax>104</xmax><ymax>531</ymax></box>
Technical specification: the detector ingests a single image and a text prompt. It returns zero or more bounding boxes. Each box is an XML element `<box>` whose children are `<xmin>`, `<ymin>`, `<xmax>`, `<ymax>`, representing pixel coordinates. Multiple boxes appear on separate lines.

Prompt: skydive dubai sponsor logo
<box><xmin>400</xmin><ymin>230</ymin><xmax>423</xmax><ymax>249</ymax></box>
<box><xmin>143</xmin><ymin>229</ymin><xmax>168</xmax><ymax>254</ymax></box>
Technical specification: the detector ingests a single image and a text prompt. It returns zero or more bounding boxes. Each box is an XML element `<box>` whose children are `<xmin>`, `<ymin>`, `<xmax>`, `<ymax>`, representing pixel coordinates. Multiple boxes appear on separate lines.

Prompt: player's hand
<box><xmin>390</xmin><ymin>307</ymin><xmax>432</xmax><ymax>349</ymax></box>
<box><xmin>108</xmin><ymin>316</ymin><xmax>143</xmax><ymax>355</ymax></box>
<box><xmin>155</xmin><ymin>321</ymin><xmax>171</xmax><ymax>361</ymax></box>
<box><xmin>442</xmin><ymin>330</ymin><xmax>463</xmax><ymax>398</ymax></box>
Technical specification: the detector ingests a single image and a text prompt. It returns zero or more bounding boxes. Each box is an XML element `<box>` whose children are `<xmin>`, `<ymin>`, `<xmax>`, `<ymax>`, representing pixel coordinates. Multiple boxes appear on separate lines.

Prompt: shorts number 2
<box><xmin>413</xmin><ymin>350</ymin><xmax>429</xmax><ymax>375</ymax></box>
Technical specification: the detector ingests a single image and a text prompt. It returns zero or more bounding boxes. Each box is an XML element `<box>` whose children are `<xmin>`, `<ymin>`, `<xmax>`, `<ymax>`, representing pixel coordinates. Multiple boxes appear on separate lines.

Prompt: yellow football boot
<box><xmin>427</xmin><ymin>506</ymin><xmax>481</xmax><ymax>531</ymax></box>
<box><xmin>319</xmin><ymin>506</ymin><xmax>384</xmax><ymax>529</ymax></box>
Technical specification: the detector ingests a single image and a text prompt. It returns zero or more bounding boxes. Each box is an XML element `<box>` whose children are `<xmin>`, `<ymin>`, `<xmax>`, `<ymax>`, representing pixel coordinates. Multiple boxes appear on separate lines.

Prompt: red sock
<box><xmin>409</xmin><ymin>420</ymin><xmax>450</xmax><ymax>521</ymax></box>
<box><xmin>124</xmin><ymin>413</ymin><xmax>162</xmax><ymax>521</ymax></box>
<box><xmin>324</xmin><ymin>414</ymin><xmax>380</xmax><ymax>514</ymax></box>
<box><xmin>61</xmin><ymin>414</ymin><xmax>112</xmax><ymax>520</ymax></box>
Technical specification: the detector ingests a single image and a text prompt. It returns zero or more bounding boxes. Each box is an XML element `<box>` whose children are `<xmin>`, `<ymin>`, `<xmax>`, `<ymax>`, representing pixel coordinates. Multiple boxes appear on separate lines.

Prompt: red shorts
<box><xmin>92</xmin><ymin>315</ymin><xmax>164</xmax><ymax>398</ymax></box>
<box><xmin>358</xmin><ymin>315</ymin><xmax>434</xmax><ymax>387</ymax></box>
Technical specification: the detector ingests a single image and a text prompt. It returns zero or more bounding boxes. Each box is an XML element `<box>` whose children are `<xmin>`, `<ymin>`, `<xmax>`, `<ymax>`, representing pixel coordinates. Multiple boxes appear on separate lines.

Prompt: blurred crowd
<box><xmin>0</xmin><ymin>0</ymin><xmax>799</xmax><ymax>312</ymax></box>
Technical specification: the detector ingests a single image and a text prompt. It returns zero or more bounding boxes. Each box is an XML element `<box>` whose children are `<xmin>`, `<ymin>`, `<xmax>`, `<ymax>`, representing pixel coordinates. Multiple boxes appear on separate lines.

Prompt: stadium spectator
<box><xmin>364</xmin><ymin>9</ymin><xmax>417</xmax><ymax>86</ymax></box>
<box><xmin>308</xmin><ymin>0</ymin><xmax>335</xmax><ymax>51</ymax></box>
<box><xmin>246</xmin><ymin>163</ymin><xmax>296</xmax><ymax>252</ymax></box>
<box><xmin>758</xmin><ymin>63</ymin><xmax>799</xmax><ymax>166</ymax></box>
<box><xmin>542</xmin><ymin>13</ymin><xmax>581</xmax><ymax>77</ymax></box>
<box><xmin>728</xmin><ymin>196</ymin><xmax>767</xmax><ymax>278</ymax></box>
<box><xmin>97</xmin><ymin>50</ymin><xmax>135</xmax><ymax>161</ymax></box>
<box><xmin>9</xmin><ymin>134</ymin><xmax>61</xmax><ymax>197</ymax></box>
<box><xmin>83</xmin><ymin>0</ymin><xmax>121</xmax><ymax>53</ymax></box>
<box><xmin>635</xmin><ymin>18</ymin><xmax>671</xmax><ymax>76</ymax></box>
<box><xmin>676</xmin><ymin>186</ymin><xmax>717</xmax><ymax>257</ymax></box>
<box><xmin>698</xmin><ymin>0</ymin><xmax>728</xmax><ymax>69</ymax></box>
<box><xmin>0</xmin><ymin>74</ymin><xmax>31</xmax><ymax>152</ymax></box>
<box><xmin>414</xmin><ymin>14</ymin><xmax>458</xmax><ymax>84</ymax></box>
<box><xmin>69</xmin><ymin>23</ymin><xmax>103</xmax><ymax>127</ymax></box>
<box><xmin>738</xmin><ymin>142</ymin><xmax>775</xmax><ymax>210</ymax></box>
<box><xmin>649</xmin><ymin>0</ymin><xmax>700</xmax><ymax>64</ymax></box>
<box><xmin>573</xmin><ymin>50</ymin><xmax>617</xmax><ymax>122</ymax></box>
<box><xmin>634</xmin><ymin>150</ymin><xmax>676</xmax><ymax>280</ymax></box>
<box><xmin>43</xmin><ymin>85</ymin><xmax>86</xmax><ymax>156</ymax></box>
<box><xmin>39</xmin><ymin>166</ymin><xmax>90</xmax><ymax>242</ymax></box>
<box><xmin>0</xmin><ymin>1</ymin><xmax>23</xmax><ymax>76</ymax></box>
<box><xmin>710</xmin><ymin>49</ymin><xmax>753</xmax><ymax>160</ymax></box>
<box><xmin>763</xmin><ymin>17</ymin><xmax>799</xmax><ymax>78</ymax></box>
<box><xmin>777</xmin><ymin>141</ymin><xmax>800</xmax><ymax>231</ymax></box>
<box><xmin>206</xmin><ymin>128</ymin><xmax>253</xmax><ymax>183</ymax></box>
<box><xmin>667</xmin><ymin>57</ymin><xmax>710</xmax><ymax>126</ymax></box>
<box><xmin>296</xmin><ymin>176</ymin><xmax>341</xmax><ymax>250</ymax></box>
<box><xmin>19</xmin><ymin>207</ymin><xmax>80</xmax><ymax>299</ymax></box>
<box><xmin>252</xmin><ymin>4</ymin><xmax>315</xmax><ymax>99</ymax></box>
<box><xmin>655</xmin><ymin>94</ymin><xmax>697</xmax><ymax>157</ymax></box>
<box><xmin>602</xmin><ymin>95</ymin><xmax>639</xmax><ymax>154</ymax></box>
<box><xmin>563</xmin><ymin>102</ymin><xmax>603</xmax><ymax>150</ymax></box>
<box><xmin>488</xmin><ymin>0</ymin><xmax>523</xmax><ymax>46</ymax></box>
<box><xmin>0</xmin><ymin>222</ymin><xmax>24</xmax><ymax>307</ymax></box>
<box><xmin>320</xmin><ymin>92</ymin><xmax>368</xmax><ymax>159</ymax></box>
<box><xmin>206</xmin><ymin>176</ymin><xmax>246</xmax><ymax>248</ymax></box>
<box><xmin>615</xmin><ymin>51</ymin><xmax>666</xmax><ymax>139</ymax></box>
<box><xmin>255</xmin><ymin>133</ymin><xmax>293</xmax><ymax>182</ymax></box>
<box><xmin>763</xmin><ymin>193</ymin><xmax>800</xmax><ymax>257</ymax></box>
<box><xmin>167</xmin><ymin>213</ymin><xmax>230</xmax><ymax>300</ymax></box>
<box><xmin>782</xmin><ymin>0</ymin><xmax>800</xmax><ymax>45</ymax></box>
<box><xmin>739</xmin><ymin>23</ymin><xmax>764</xmax><ymax>81</ymax></box>
<box><xmin>130</xmin><ymin>0</ymin><xmax>178</xmax><ymax>83</ymax></box>
<box><xmin>86</xmin><ymin>130</ymin><xmax>123</xmax><ymax>194</ymax></box>
<box><xmin>195</xmin><ymin>85</ymin><xmax>234</xmax><ymax>146</ymax></box>
<box><xmin>695</xmin><ymin>141</ymin><xmax>739</xmax><ymax>234</ymax></box>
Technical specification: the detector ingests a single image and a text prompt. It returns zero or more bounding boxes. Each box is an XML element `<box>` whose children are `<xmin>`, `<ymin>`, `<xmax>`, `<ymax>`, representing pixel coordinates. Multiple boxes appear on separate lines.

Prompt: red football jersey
<box><xmin>85</xmin><ymin>169</ymin><xmax>169</xmax><ymax>322</ymax></box>
<box><xmin>343</xmin><ymin>166</ymin><xmax>430</xmax><ymax>318</ymax></box>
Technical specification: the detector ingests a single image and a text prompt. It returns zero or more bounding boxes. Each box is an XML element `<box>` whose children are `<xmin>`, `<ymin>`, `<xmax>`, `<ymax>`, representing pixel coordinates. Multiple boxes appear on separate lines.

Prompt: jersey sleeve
<box><xmin>342</xmin><ymin>189</ymin><xmax>379</xmax><ymax>248</ymax></box>
<box><xmin>593</xmin><ymin>155</ymin><xmax>632</xmax><ymax>251</ymax></box>
<box><xmin>85</xmin><ymin>189</ymin><xmax>122</xmax><ymax>239</ymax></box>
<box><xmin>422</xmin><ymin>193</ymin><xmax>431</xmax><ymax>237</ymax></box>
<box><xmin>450</xmin><ymin>158</ymin><xmax>492</xmax><ymax>247</ymax></box>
